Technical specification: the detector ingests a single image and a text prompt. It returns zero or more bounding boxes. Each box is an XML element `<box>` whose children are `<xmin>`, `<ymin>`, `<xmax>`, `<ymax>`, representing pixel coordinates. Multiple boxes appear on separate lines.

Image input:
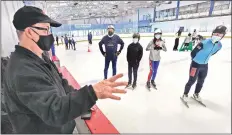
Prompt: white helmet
<box><xmin>154</xmin><ymin>28</ymin><xmax>162</xmax><ymax>34</ymax></box>
<box><xmin>107</xmin><ymin>25</ymin><xmax>115</xmax><ymax>30</ymax></box>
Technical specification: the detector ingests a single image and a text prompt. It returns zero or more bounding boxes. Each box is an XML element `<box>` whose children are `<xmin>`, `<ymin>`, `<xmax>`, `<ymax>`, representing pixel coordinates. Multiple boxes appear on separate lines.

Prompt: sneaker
<box><xmin>132</xmin><ymin>83</ymin><xmax>136</xmax><ymax>89</ymax></box>
<box><xmin>146</xmin><ymin>81</ymin><xmax>151</xmax><ymax>88</ymax></box>
<box><xmin>125</xmin><ymin>83</ymin><xmax>132</xmax><ymax>88</ymax></box>
<box><xmin>151</xmin><ymin>80</ymin><xmax>156</xmax><ymax>87</ymax></box>
<box><xmin>193</xmin><ymin>93</ymin><xmax>202</xmax><ymax>102</ymax></box>
<box><xmin>182</xmin><ymin>94</ymin><xmax>189</xmax><ymax>102</ymax></box>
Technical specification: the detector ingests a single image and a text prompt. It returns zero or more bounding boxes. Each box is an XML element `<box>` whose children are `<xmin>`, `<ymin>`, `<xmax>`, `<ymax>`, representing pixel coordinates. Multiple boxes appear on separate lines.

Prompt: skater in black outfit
<box><xmin>173</xmin><ymin>29</ymin><xmax>182</xmax><ymax>51</ymax></box>
<box><xmin>56</xmin><ymin>35</ymin><xmax>59</xmax><ymax>46</ymax></box>
<box><xmin>68</xmin><ymin>37</ymin><xmax>73</xmax><ymax>50</ymax></box>
<box><xmin>181</xmin><ymin>25</ymin><xmax>227</xmax><ymax>103</ymax></box>
<box><xmin>71</xmin><ymin>35</ymin><xmax>76</xmax><ymax>50</ymax></box>
<box><xmin>126</xmin><ymin>33</ymin><xmax>143</xmax><ymax>89</ymax></box>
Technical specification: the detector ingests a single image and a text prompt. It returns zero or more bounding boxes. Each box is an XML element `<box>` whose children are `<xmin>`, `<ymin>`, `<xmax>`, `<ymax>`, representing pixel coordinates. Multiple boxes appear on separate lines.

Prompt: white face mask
<box><xmin>155</xmin><ymin>34</ymin><xmax>161</xmax><ymax>39</ymax></box>
<box><xmin>211</xmin><ymin>36</ymin><xmax>221</xmax><ymax>43</ymax></box>
<box><xmin>133</xmin><ymin>38</ymin><xmax>139</xmax><ymax>43</ymax></box>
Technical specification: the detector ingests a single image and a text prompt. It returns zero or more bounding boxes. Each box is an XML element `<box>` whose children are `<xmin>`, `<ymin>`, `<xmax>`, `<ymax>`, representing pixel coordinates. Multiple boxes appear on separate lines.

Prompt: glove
<box><xmin>103</xmin><ymin>52</ymin><xmax>106</xmax><ymax>57</ymax></box>
<box><xmin>116</xmin><ymin>51</ymin><xmax>121</xmax><ymax>56</ymax></box>
<box><xmin>154</xmin><ymin>46</ymin><xmax>162</xmax><ymax>50</ymax></box>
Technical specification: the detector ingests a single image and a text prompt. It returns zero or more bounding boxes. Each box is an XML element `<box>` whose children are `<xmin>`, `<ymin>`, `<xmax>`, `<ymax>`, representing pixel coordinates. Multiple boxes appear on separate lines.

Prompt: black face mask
<box><xmin>108</xmin><ymin>31</ymin><xmax>114</xmax><ymax>36</ymax></box>
<box><xmin>31</xmin><ymin>29</ymin><xmax>54</xmax><ymax>51</ymax></box>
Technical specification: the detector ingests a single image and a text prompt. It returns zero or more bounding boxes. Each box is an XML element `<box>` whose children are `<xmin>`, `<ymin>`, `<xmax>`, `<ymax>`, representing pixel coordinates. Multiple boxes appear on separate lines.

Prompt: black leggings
<box><xmin>184</xmin><ymin>61</ymin><xmax>208</xmax><ymax>95</ymax></box>
<box><xmin>128</xmin><ymin>63</ymin><xmax>139</xmax><ymax>85</ymax></box>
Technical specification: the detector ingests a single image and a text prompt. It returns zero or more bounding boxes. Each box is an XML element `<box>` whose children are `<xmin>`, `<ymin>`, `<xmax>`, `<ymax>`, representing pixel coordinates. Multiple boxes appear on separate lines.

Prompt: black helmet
<box><xmin>133</xmin><ymin>33</ymin><xmax>140</xmax><ymax>41</ymax></box>
<box><xmin>196</xmin><ymin>35</ymin><xmax>204</xmax><ymax>40</ymax></box>
<box><xmin>212</xmin><ymin>25</ymin><xmax>227</xmax><ymax>37</ymax></box>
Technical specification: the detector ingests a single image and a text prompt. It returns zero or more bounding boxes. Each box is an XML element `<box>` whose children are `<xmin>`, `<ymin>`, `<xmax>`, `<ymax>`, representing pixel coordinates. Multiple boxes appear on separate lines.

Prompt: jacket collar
<box><xmin>14</xmin><ymin>45</ymin><xmax>48</xmax><ymax>65</ymax></box>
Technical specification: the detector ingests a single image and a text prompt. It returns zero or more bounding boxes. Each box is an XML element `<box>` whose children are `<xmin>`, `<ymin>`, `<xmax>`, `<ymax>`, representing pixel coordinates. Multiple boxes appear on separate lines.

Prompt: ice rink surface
<box><xmin>55</xmin><ymin>36</ymin><xmax>231</xmax><ymax>133</ymax></box>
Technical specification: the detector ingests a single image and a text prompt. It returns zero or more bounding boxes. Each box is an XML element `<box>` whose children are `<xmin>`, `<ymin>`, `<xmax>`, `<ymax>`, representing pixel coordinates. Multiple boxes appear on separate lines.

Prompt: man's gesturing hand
<box><xmin>92</xmin><ymin>74</ymin><xmax>128</xmax><ymax>100</ymax></box>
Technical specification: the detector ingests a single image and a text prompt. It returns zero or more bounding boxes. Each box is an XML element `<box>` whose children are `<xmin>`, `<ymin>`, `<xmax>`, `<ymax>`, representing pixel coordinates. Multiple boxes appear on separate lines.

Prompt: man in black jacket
<box><xmin>126</xmin><ymin>33</ymin><xmax>143</xmax><ymax>89</ymax></box>
<box><xmin>4</xmin><ymin>6</ymin><xmax>127</xmax><ymax>134</ymax></box>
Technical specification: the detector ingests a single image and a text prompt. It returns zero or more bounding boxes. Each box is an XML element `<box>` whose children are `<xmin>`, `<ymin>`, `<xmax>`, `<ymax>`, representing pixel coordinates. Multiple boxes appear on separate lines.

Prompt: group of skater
<box><xmin>173</xmin><ymin>28</ymin><xmax>205</xmax><ymax>52</ymax></box>
<box><xmin>55</xmin><ymin>32</ymin><xmax>93</xmax><ymax>51</ymax></box>
<box><xmin>99</xmin><ymin>24</ymin><xmax>227</xmax><ymax>106</ymax></box>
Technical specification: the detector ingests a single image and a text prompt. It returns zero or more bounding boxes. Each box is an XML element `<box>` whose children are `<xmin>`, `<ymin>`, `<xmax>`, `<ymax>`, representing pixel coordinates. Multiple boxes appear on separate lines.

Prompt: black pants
<box><xmin>184</xmin><ymin>43</ymin><xmax>189</xmax><ymax>50</ymax></box>
<box><xmin>184</xmin><ymin>61</ymin><xmax>208</xmax><ymax>95</ymax></box>
<box><xmin>173</xmin><ymin>38</ymin><xmax>179</xmax><ymax>50</ymax></box>
<box><xmin>56</xmin><ymin>40</ymin><xmax>59</xmax><ymax>46</ymax></box>
<box><xmin>88</xmin><ymin>40</ymin><xmax>92</xmax><ymax>44</ymax></box>
<box><xmin>184</xmin><ymin>43</ymin><xmax>189</xmax><ymax>47</ymax></box>
<box><xmin>128</xmin><ymin>63</ymin><xmax>139</xmax><ymax>85</ymax></box>
<box><xmin>68</xmin><ymin>42</ymin><xmax>72</xmax><ymax>50</ymax></box>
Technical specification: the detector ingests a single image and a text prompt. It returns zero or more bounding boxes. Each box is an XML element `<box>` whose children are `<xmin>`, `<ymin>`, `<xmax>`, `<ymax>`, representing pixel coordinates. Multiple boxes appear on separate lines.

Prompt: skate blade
<box><xmin>153</xmin><ymin>86</ymin><xmax>157</xmax><ymax>90</ymax></box>
<box><xmin>146</xmin><ymin>86</ymin><xmax>151</xmax><ymax>91</ymax></box>
<box><xmin>180</xmin><ymin>97</ymin><xmax>189</xmax><ymax>108</ymax></box>
<box><xmin>191</xmin><ymin>97</ymin><xmax>206</xmax><ymax>107</ymax></box>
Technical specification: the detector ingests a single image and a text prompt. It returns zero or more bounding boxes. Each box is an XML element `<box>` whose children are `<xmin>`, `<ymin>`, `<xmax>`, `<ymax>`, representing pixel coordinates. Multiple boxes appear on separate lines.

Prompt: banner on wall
<box><xmin>74</xmin><ymin>24</ymin><xmax>91</xmax><ymax>29</ymax></box>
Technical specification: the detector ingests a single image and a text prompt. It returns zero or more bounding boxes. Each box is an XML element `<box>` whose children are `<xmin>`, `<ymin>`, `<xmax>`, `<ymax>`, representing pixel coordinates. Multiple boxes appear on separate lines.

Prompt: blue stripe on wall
<box><xmin>209</xmin><ymin>0</ymin><xmax>215</xmax><ymax>16</ymax></box>
<box><xmin>176</xmin><ymin>0</ymin><xmax>180</xmax><ymax>20</ymax></box>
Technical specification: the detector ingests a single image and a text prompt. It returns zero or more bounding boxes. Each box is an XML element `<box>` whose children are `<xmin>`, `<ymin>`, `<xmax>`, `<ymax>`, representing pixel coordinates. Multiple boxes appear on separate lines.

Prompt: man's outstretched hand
<box><xmin>92</xmin><ymin>74</ymin><xmax>128</xmax><ymax>100</ymax></box>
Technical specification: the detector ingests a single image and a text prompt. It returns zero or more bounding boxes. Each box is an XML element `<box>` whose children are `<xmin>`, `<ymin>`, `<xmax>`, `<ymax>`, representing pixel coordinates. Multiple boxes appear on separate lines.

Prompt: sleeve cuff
<box><xmin>87</xmin><ymin>85</ymin><xmax>98</xmax><ymax>102</ymax></box>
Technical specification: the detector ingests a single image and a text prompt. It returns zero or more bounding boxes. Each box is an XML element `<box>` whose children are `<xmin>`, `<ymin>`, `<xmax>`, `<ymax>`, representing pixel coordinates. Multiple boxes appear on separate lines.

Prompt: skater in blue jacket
<box><xmin>182</xmin><ymin>25</ymin><xmax>227</xmax><ymax>102</ymax></box>
<box><xmin>99</xmin><ymin>25</ymin><xmax>124</xmax><ymax>79</ymax></box>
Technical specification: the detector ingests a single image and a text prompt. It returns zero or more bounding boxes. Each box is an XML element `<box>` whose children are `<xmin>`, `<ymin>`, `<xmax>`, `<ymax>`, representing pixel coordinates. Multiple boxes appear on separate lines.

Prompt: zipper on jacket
<box><xmin>204</xmin><ymin>45</ymin><xmax>215</xmax><ymax>64</ymax></box>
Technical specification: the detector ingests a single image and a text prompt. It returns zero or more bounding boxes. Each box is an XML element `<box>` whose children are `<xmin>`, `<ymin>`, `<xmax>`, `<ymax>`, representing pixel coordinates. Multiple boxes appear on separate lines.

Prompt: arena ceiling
<box><xmin>43</xmin><ymin>1</ymin><xmax>172</xmax><ymax>21</ymax></box>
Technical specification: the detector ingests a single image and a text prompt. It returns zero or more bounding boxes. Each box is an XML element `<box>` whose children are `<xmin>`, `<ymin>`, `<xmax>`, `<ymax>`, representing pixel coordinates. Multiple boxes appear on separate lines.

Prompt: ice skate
<box><xmin>132</xmin><ymin>83</ymin><xmax>136</xmax><ymax>90</ymax></box>
<box><xmin>151</xmin><ymin>80</ymin><xmax>157</xmax><ymax>90</ymax></box>
<box><xmin>146</xmin><ymin>81</ymin><xmax>151</xmax><ymax>90</ymax></box>
<box><xmin>192</xmin><ymin>93</ymin><xmax>206</xmax><ymax>107</ymax></box>
<box><xmin>125</xmin><ymin>83</ymin><xmax>132</xmax><ymax>88</ymax></box>
<box><xmin>193</xmin><ymin>93</ymin><xmax>202</xmax><ymax>102</ymax></box>
<box><xmin>182</xmin><ymin>94</ymin><xmax>189</xmax><ymax>102</ymax></box>
<box><xmin>180</xmin><ymin>94</ymin><xmax>189</xmax><ymax>108</ymax></box>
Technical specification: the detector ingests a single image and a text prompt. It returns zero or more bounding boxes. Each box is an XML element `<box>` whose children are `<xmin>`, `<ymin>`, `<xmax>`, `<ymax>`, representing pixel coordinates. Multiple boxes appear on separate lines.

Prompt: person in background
<box><xmin>126</xmin><ymin>33</ymin><xmax>143</xmax><ymax>90</ymax></box>
<box><xmin>68</xmin><ymin>37</ymin><xmax>73</xmax><ymax>50</ymax></box>
<box><xmin>56</xmin><ymin>35</ymin><xmax>59</xmax><ymax>46</ymax></box>
<box><xmin>88</xmin><ymin>32</ymin><xmax>92</xmax><ymax>51</ymax></box>
<box><xmin>72</xmin><ymin>35</ymin><xmax>76</xmax><ymax>50</ymax></box>
<box><xmin>192</xmin><ymin>29</ymin><xmax>197</xmax><ymax>46</ymax></box>
<box><xmin>99</xmin><ymin>25</ymin><xmax>125</xmax><ymax>79</ymax></box>
<box><xmin>181</xmin><ymin>25</ymin><xmax>227</xmax><ymax>103</ymax></box>
<box><xmin>173</xmin><ymin>28</ymin><xmax>182</xmax><ymax>51</ymax></box>
<box><xmin>61</xmin><ymin>35</ymin><xmax>64</xmax><ymax>45</ymax></box>
<box><xmin>64</xmin><ymin>34</ymin><xmax>68</xmax><ymax>50</ymax></box>
<box><xmin>4</xmin><ymin>6</ymin><xmax>128</xmax><ymax>134</ymax></box>
<box><xmin>183</xmin><ymin>33</ymin><xmax>192</xmax><ymax>51</ymax></box>
<box><xmin>146</xmin><ymin>28</ymin><xmax>167</xmax><ymax>90</ymax></box>
<box><xmin>88</xmin><ymin>32</ymin><xmax>92</xmax><ymax>45</ymax></box>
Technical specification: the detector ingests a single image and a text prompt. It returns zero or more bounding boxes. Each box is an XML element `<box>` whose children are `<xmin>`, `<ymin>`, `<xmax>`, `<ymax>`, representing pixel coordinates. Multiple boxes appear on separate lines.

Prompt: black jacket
<box><xmin>127</xmin><ymin>42</ymin><xmax>143</xmax><ymax>65</ymax></box>
<box><xmin>3</xmin><ymin>45</ymin><xmax>98</xmax><ymax>134</ymax></box>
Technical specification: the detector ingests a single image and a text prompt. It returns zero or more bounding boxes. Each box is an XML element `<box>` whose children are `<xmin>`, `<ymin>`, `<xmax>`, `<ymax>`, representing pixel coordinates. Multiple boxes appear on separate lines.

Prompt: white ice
<box><xmin>55</xmin><ymin>36</ymin><xmax>231</xmax><ymax>133</ymax></box>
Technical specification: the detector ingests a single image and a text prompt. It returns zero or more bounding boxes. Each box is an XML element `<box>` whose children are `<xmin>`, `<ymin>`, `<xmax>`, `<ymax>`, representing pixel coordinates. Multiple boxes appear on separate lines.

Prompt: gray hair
<box><xmin>16</xmin><ymin>30</ymin><xmax>24</xmax><ymax>40</ymax></box>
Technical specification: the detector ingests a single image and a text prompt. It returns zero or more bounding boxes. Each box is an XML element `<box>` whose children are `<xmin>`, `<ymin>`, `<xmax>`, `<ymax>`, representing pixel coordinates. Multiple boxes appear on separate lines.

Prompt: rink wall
<box><xmin>74</xmin><ymin>32</ymin><xmax>231</xmax><ymax>43</ymax></box>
